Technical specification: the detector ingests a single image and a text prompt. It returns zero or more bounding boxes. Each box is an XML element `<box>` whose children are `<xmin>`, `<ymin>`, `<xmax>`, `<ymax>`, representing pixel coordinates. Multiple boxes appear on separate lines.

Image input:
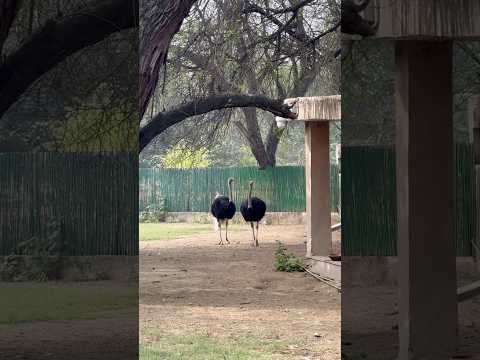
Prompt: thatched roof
<box><xmin>364</xmin><ymin>0</ymin><xmax>480</xmax><ymax>39</ymax></box>
<box><xmin>284</xmin><ymin>95</ymin><xmax>341</xmax><ymax>122</ymax></box>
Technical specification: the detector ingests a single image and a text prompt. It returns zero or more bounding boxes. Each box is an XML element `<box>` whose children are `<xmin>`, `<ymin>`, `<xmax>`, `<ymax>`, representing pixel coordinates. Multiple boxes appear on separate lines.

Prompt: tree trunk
<box><xmin>0</xmin><ymin>0</ymin><xmax>22</xmax><ymax>56</ymax></box>
<box><xmin>265</xmin><ymin>120</ymin><xmax>284</xmax><ymax>167</ymax></box>
<box><xmin>239</xmin><ymin>108</ymin><xmax>274</xmax><ymax>169</ymax></box>
<box><xmin>139</xmin><ymin>0</ymin><xmax>197</xmax><ymax>117</ymax></box>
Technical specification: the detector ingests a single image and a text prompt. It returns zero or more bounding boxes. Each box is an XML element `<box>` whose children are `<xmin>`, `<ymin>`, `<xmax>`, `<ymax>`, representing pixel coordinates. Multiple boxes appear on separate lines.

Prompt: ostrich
<box><xmin>240</xmin><ymin>180</ymin><xmax>266</xmax><ymax>247</ymax></box>
<box><xmin>211</xmin><ymin>178</ymin><xmax>236</xmax><ymax>245</ymax></box>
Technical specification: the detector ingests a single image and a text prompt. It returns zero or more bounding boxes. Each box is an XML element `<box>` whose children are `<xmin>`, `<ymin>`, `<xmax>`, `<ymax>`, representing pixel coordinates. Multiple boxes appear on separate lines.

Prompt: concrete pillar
<box><xmin>395</xmin><ymin>41</ymin><xmax>458</xmax><ymax>359</ymax></box>
<box><xmin>305</xmin><ymin>121</ymin><xmax>331</xmax><ymax>257</ymax></box>
<box><xmin>468</xmin><ymin>96</ymin><xmax>480</xmax><ymax>261</ymax></box>
<box><xmin>476</xmin><ymin>165</ymin><xmax>480</xmax><ymax>261</ymax></box>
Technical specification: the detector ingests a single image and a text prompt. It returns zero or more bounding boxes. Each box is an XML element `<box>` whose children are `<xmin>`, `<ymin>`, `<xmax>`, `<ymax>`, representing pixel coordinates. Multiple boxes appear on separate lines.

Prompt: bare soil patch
<box><xmin>0</xmin><ymin>281</ymin><xmax>138</xmax><ymax>360</ymax></box>
<box><xmin>342</xmin><ymin>284</ymin><xmax>480</xmax><ymax>359</ymax></box>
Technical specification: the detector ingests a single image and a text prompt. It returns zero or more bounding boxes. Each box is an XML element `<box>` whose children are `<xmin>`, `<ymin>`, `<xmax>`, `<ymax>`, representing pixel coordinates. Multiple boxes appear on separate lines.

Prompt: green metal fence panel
<box><xmin>0</xmin><ymin>152</ymin><xmax>138</xmax><ymax>256</ymax></box>
<box><xmin>341</xmin><ymin>147</ymin><xmax>397</xmax><ymax>256</ymax></box>
<box><xmin>342</xmin><ymin>145</ymin><xmax>476</xmax><ymax>256</ymax></box>
<box><xmin>456</xmin><ymin>144</ymin><xmax>477</xmax><ymax>256</ymax></box>
<box><xmin>139</xmin><ymin>165</ymin><xmax>341</xmax><ymax>213</ymax></box>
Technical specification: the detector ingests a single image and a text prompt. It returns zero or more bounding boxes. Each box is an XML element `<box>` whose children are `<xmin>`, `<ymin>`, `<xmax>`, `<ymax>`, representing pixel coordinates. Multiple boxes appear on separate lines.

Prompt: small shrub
<box><xmin>139</xmin><ymin>197</ymin><xmax>167</xmax><ymax>223</ymax></box>
<box><xmin>273</xmin><ymin>241</ymin><xmax>304</xmax><ymax>272</ymax></box>
<box><xmin>0</xmin><ymin>217</ymin><xmax>65</xmax><ymax>282</ymax></box>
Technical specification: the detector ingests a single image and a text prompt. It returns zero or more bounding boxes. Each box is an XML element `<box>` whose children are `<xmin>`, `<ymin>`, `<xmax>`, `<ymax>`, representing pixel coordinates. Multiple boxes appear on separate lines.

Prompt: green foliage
<box><xmin>0</xmin><ymin>218</ymin><xmax>65</xmax><ymax>282</ymax></box>
<box><xmin>237</xmin><ymin>146</ymin><xmax>259</xmax><ymax>167</ymax></box>
<box><xmin>162</xmin><ymin>143</ymin><xmax>212</xmax><ymax>169</ymax></box>
<box><xmin>454</xmin><ymin>42</ymin><xmax>480</xmax><ymax>142</ymax></box>
<box><xmin>145</xmin><ymin>0</ymin><xmax>339</xmax><ymax>167</ymax></box>
<box><xmin>50</xmin><ymin>83</ymin><xmax>137</xmax><ymax>152</ymax></box>
<box><xmin>343</xmin><ymin>40</ymin><xmax>480</xmax><ymax>146</ymax></box>
<box><xmin>274</xmin><ymin>122</ymin><xmax>306</xmax><ymax>166</ymax></box>
<box><xmin>273</xmin><ymin>241</ymin><xmax>304</xmax><ymax>272</ymax></box>
<box><xmin>342</xmin><ymin>39</ymin><xmax>395</xmax><ymax>146</ymax></box>
<box><xmin>139</xmin><ymin>195</ymin><xmax>167</xmax><ymax>223</ymax></box>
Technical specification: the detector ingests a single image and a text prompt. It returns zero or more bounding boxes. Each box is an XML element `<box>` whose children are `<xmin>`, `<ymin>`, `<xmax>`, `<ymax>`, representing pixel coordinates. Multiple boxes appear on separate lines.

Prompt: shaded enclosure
<box><xmin>0</xmin><ymin>152</ymin><xmax>138</xmax><ymax>255</ymax></box>
<box><xmin>342</xmin><ymin>144</ymin><xmax>476</xmax><ymax>256</ymax></box>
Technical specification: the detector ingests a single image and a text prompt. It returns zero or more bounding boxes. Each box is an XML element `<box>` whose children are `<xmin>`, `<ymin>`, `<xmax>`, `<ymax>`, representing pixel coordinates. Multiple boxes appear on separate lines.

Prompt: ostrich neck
<box><xmin>247</xmin><ymin>186</ymin><xmax>252</xmax><ymax>208</ymax></box>
<box><xmin>228</xmin><ymin>182</ymin><xmax>233</xmax><ymax>202</ymax></box>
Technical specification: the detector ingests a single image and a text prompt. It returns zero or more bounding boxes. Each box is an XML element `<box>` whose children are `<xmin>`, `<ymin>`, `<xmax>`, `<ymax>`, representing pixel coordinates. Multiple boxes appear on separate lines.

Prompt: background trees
<box><xmin>141</xmin><ymin>0</ymin><xmax>341</xmax><ymax>169</ymax></box>
<box><xmin>0</xmin><ymin>0</ymin><xmax>139</xmax><ymax>151</ymax></box>
<box><xmin>342</xmin><ymin>40</ymin><xmax>480</xmax><ymax>146</ymax></box>
<box><xmin>1</xmin><ymin>0</ymin><xmax>342</xmax><ymax>158</ymax></box>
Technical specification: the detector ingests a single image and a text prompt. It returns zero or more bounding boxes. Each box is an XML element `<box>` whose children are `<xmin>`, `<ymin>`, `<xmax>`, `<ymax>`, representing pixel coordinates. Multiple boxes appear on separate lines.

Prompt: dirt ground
<box><xmin>342</xmin><ymin>283</ymin><xmax>480</xmax><ymax>359</ymax></box>
<box><xmin>140</xmin><ymin>224</ymin><xmax>341</xmax><ymax>359</ymax></box>
<box><xmin>0</xmin><ymin>282</ymin><xmax>138</xmax><ymax>360</ymax></box>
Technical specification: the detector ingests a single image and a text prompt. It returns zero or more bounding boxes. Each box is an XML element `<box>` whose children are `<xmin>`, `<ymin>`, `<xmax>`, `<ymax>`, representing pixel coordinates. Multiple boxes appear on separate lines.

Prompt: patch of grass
<box><xmin>0</xmin><ymin>282</ymin><xmax>137</xmax><ymax>324</ymax></box>
<box><xmin>139</xmin><ymin>223</ymin><xmax>243</xmax><ymax>241</ymax></box>
<box><xmin>140</xmin><ymin>333</ymin><xmax>298</xmax><ymax>360</ymax></box>
<box><xmin>273</xmin><ymin>241</ymin><xmax>304</xmax><ymax>272</ymax></box>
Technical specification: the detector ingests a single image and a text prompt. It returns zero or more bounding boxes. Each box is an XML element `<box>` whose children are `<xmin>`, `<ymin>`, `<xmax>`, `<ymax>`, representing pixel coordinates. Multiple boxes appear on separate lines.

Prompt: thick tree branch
<box><xmin>139</xmin><ymin>0</ymin><xmax>196</xmax><ymax>117</ymax></box>
<box><xmin>243</xmin><ymin>0</ymin><xmax>316</xmax><ymax>16</ymax></box>
<box><xmin>139</xmin><ymin>94</ymin><xmax>297</xmax><ymax>152</ymax></box>
<box><xmin>0</xmin><ymin>0</ymin><xmax>138</xmax><ymax>119</ymax></box>
<box><xmin>341</xmin><ymin>0</ymin><xmax>378</xmax><ymax>36</ymax></box>
<box><xmin>243</xmin><ymin>2</ymin><xmax>310</xmax><ymax>45</ymax></box>
<box><xmin>458</xmin><ymin>42</ymin><xmax>480</xmax><ymax>68</ymax></box>
<box><xmin>0</xmin><ymin>0</ymin><xmax>22</xmax><ymax>56</ymax></box>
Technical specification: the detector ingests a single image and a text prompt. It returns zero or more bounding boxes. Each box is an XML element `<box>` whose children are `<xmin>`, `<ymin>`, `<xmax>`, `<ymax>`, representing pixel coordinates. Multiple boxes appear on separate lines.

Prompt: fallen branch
<box><xmin>303</xmin><ymin>266</ymin><xmax>341</xmax><ymax>292</ymax></box>
<box><xmin>471</xmin><ymin>239</ymin><xmax>480</xmax><ymax>254</ymax></box>
<box><xmin>457</xmin><ymin>280</ymin><xmax>480</xmax><ymax>302</ymax></box>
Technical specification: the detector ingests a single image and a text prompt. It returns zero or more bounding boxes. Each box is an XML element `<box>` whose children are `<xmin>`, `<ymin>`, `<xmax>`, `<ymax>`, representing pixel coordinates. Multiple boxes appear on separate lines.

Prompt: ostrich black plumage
<box><xmin>240</xmin><ymin>180</ymin><xmax>266</xmax><ymax>247</ymax></box>
<box><xmin>211</xmin><ymin>178</ymin><xmax>236</xmax><ymax>245</ymax></box>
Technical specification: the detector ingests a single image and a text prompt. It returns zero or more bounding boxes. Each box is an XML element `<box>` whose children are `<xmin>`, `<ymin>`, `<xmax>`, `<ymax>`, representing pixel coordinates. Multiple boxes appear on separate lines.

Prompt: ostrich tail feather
<box><xmin>213</xmin><ymin>218</ymin><xmax>219</xmax><ymax>231</ymax></box>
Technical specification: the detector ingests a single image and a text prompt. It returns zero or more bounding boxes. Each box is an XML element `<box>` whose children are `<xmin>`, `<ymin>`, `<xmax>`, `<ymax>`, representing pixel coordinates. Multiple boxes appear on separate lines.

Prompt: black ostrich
<box><xmin>240</xmin><ymin>180</ymin><xmax>266</xmax><ymax>247</ymax></box>
<box><xmin>211</xmin><ymin>178</ymin><xmax>236</xmax><ymax>245</ymax></box>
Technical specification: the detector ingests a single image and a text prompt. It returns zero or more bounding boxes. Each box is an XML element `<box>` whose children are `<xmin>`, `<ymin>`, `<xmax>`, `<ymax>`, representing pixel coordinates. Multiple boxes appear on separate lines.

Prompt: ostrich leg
<box><xmin>217</xmin><ymin>221</ymin><xmax>224</xmax><ymax>245</ymax></box>
<box><xmin>255</xmin><ymin>222</ymin><xmax>259</xmax><ymax>247</ymax></box>
<box><xmin>250</xmin><ymin>222</ymin><xmax>256</xmax><ymax>246</ymax></box>
<box><xmin>225</xmin><ymin>220</ymin><xmax>230</xmax><ymax>244</ymax></box>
